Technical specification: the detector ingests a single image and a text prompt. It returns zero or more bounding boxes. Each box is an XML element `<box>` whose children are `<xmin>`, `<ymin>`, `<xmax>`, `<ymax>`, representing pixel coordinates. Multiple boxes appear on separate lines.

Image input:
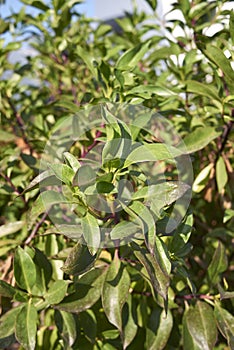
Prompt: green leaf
<box><xmin>22</xmin><ymin>170</ymin><xmax>57</xmax><ymax>194</ymax></box>
<box><xmin>182</xmin><ymin>127</ymin><xmax>222</xmax><ymax>154</ymax></box>
<box><xmin>14</xmin><ymin>247</ymin><xmax>37</xmax><ymax>293</ymax></box>
<box><xmin>216</xmin><ymin>156</ymin><xmax>228</xmax><ymax>193</ymax></box>
<box><xmin>124</xmin><ymin>201</ymin><xmax>156</xmax><ymax>252</ymax></box>
<box><xmin>96</xmin><ymin>181</ymin><xmax>115</xmax><ymax>194</ymax></box>
<box><xmin>110</xmin><ymin>221</ymin><xmax>140</xmax><ymax>240</ymax></box>
<box><xmin>186</xmin><ymin>80</ymin><xmax>221</xmax><ymax>102</ymax></box>
<box><xmin>102</xmin><ymin>253</ymin><xmax>131</xmax><ymax>332</ymax></box>
<box><xmin>203</xmin><ymin>45</ymin><xmax>234</xmax><ymax>93</ymax></box>
<box><xmin>45</xmin><ymin>224</ymin><xmax>83</xmax><ymax>241</ymax></box>
<box><xmin>214</xmin><ymin>302</ymin><xmax>234</xmax><ymax>349</ymax></box>
<box><xmin>49</xmin><ymin>163</ymin><xmax>75</xmax><ymax>186</ymax></box>
<box><xmin>132</xmin><ymin>243</ymin><xmax>170</xmax><ymax>301</ymax></box>
<box><xmin>192</xmin><ymin>164</ymin><xmax>213</xmax><ymax>193</ymax></box>
<box><xmin>144</xmin><ymin>0</ymin><xmax>157</xmax><ymax>11</ymax></box>
<box><xmin>218</xmin><ymin>284</ymin><xmax>234</xmax><ymax>300</ymax></box>
<box><xmin>146</xmin><ymin>308</ymin><xmax>173</xmax><ymax>350</ymax></box>
<box><xmin>55</xmin><ymin>310</ymin><xmax>77</xmax><ymax>347</ymax></box>
<box><xmin>0</xmin><ymin>306</ymin><xmax>23</xmax><ymax>339</ymax></box>
<box><xmin>116</xmin><ymin>41</ymin><xmax>151</xmax><ymax>70</ymax></box>
<box><xmin>28</xmin><ymin>190</ymin><xmax>68</xmax><ymax>229</ymax></box>
<box><xmin>122</xmin><ymin>294</ymin><xmax>138</xmax><ymax>349</ymax></box>
<box><xmin>62</xmin><ymin>242</ymin><xmax>97</xmax><ymax>275</ymax></box>
<box><xmin>230</xmin><ymin>11</ymin><xmax>234</xmax><ymax>45</ymax></box>
<box><xmin>15</xmin><ymin>302</ymin><xmax>38</xmax><ymax>350</ymax></box>
<box><xmin>55</xmin><ymin>267</ymin><xmax>107</xmax><ymax>313</ymax></box>
<box><xmin>185</xmin><ymin>301</ymin><xmax>217</xmax><ymax>350</ymax></box>
<box><xmin>45</xmin><ymin>280</ymin><xmax>69</xmax><ymax>305</ymax></box>
<box><xmin>0</xmin><ymin>280</ymin><xmax>16</xmax><ymax>298</ymax></box>
<box><xmin>0</xmin><ymin>221</ymin><xmax>24</xmax><ymax>238</ymax></box>
<box><xmin>0</xmin><ymin>130</ymin><xmax>15</xmax><ymax>142</ymax></box>
<box><xmin>76</xmin><ymin>46</ymin><xmax>97</xmax><ymax>76</ymax></box>
<box><xmin>63</xmin><ymin>152</ymin><xmax>81</xmax><ymax>172</ymax></box>
<box><xmin>125</xmin><ymin>143</ymin><xmax>183</xmax><ymax>166</ymax></box>
<box><xmin>79</xmin><ymin>310</ymin><xmax>97</xmax><ymax>344</ymax></box>
<box><xmin>81</xmin><ymin>213</ymin><xmax>100</xmax><ymax>255</ymax></box>
<box><xmin>73</xmin><ymin>164</ymin><xmax>96</xmax><ymax>188</ymax></box>
<box><xmin>207</xmin><ymin>242</ymin><xmax>228</xmax><ymax>285</ymax></box>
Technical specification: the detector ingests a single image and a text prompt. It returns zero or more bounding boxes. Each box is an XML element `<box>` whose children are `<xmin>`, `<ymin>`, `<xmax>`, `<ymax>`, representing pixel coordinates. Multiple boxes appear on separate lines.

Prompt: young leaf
<box><xmin>15</xmin><ymin>302</ymin><xmax>38</xmax><ymax>350</ymax></box>
<box><xmin>102</xmin><ymin>253</ymin><xmax>131</xmax><ymax>332</ymax></box>
<box><xmin>216</xmin><ymin>156</ymin><xmax>228</xmax><ymax>193</ymax></box>
<box><xmin>14</xmin><ymin>246</ymin><xmax>37</xmax><ymax>293</ymax></box>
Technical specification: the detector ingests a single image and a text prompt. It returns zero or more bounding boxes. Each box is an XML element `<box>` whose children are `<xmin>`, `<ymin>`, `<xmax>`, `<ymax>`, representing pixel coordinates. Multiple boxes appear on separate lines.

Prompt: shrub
<box><xmin>0</xmin><ymin>0</ymin><xmax>233</xmax><ymax>349</ymax></box>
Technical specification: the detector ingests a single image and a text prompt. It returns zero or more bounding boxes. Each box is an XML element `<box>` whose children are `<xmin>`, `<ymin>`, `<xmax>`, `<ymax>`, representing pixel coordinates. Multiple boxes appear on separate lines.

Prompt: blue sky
<box><xmin>0</xmin><ymin>0</ymin><xmax>94</xmax><ymax>18</ymax></box>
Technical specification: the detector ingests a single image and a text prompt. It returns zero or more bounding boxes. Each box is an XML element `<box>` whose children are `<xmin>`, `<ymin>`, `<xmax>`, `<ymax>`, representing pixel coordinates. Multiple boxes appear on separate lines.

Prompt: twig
<box><xmin>24</xmin><ymin>211</ymin><xmax>49</xmax><ymax>245</ymax></box>
<box><xmin>6</xmin><ymin>95</ymin><xmax>33</xmax><ymax>154</ymax></box>
<box><xmin>0</xmin><ymin>172</ymin><xmax>26</xmax><ymax>203</ymax></box>
<box><xmin>175</xmin><ymin>294</ymin><xmax>214</xmax><ymax>300</ymax></box>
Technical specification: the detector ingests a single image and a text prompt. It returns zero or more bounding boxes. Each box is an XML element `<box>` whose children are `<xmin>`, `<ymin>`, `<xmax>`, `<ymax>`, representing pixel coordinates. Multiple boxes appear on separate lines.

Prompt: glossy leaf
<box><xmin>45</xmin><ymin>280</ymin><xmax>69</xmax><ymax>305</ymax></box>
<box><xmin>62</xmin><ymin>242</ymin><xmax>97</xmax><ymax>275</ymax></box>
<box><xmin>81</xmin><ymin>212</ymin><xmax>100</xmax><ymax>255</ymax></box>
<box><xmin>214</xmin><ymin>302</ymin><xmax>234</xmax><ymax>349</ymax></box>
<box><xmin>15</xmin><ymin>302</ymin><xmax>38</xmax><ymax>350</ymax></box>
<box><xmin>55</xmin><ymin>267</ymin><xmax>107</xmax><ymax>313</ymax></box>
<box><xmin>125</xmin><ymin>143</ymin><xmax>183</xmax><ymax>166</ymax></box>
<box><xmin>14</xmin><ymin>246</ymin><xmax>37</xmax><ymax>293</ymax></box>
<box><xmin>110</xmin><ymin>221</ymin><xmax>140</xmax><ymax>240</ymax></box>
<box><xmin>102</xmin><ymin>253</ymin><xmax>131</xmax><ymax>332</ymax></box>
<box><xmin>122</xmin><ymin>294</ymin><xmax>138</xmax><ymax>349</ymax></box>
<box><xmin>55</xmin><ymin>310</ymin><xmax>77</xmax><ymax>347</ymax></box>
<box><xmin>132</xmin><ymin>243</ymin><xmax>170</xmax><ymax>301</ymax></box>
<box><xmin>184</xmin><ymin>301</ymin><xmax>217</xmax><ymax>350</ymax></box>
<box><xmin>146</xmin><ymin>308</ymin><xmax>173</xmax><ymax>350</ymax></box>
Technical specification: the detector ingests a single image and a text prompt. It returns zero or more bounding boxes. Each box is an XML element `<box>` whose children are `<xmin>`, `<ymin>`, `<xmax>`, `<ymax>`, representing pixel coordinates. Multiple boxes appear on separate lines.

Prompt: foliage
<box><xmin>0</xmin><ymin>0</ymin><xmax>234</xmax><ymax>349</ymax></box>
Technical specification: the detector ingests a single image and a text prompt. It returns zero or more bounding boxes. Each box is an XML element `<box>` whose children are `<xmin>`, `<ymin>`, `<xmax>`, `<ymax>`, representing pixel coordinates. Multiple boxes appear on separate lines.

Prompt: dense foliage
<box><xmin>0</xmin><ymin>0</ymin><xmax>234</xmax><ymax>349</ymax></box>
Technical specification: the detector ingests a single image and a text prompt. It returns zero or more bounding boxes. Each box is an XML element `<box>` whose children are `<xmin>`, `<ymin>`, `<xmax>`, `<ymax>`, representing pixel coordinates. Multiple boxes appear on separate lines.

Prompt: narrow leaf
<box><xmin>15</xmin><ymin>302</ymin><xmax>38</xmax><ymax>350</ymax></box>
<box><xmin>14</xmin><ymin>247</ymin><xmax>37</xmax><ymax>293</ymax></box>
<box><xmin>214</xmin><ymin>302</ymin><xmax>234</xmax><ymax>349</ymax></box>
<box><xmin>102</xmin><ymin>254</ymin><xmax>130</xmax><ymax>332</ymax></box>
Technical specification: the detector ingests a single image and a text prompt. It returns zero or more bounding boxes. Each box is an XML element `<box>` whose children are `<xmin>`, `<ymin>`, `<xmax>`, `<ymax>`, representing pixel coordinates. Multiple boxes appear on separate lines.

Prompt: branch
<box><xmin>24</xmin><ymin>211</ymin><xmax>49</xmax><ymax>245</ymax></box>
